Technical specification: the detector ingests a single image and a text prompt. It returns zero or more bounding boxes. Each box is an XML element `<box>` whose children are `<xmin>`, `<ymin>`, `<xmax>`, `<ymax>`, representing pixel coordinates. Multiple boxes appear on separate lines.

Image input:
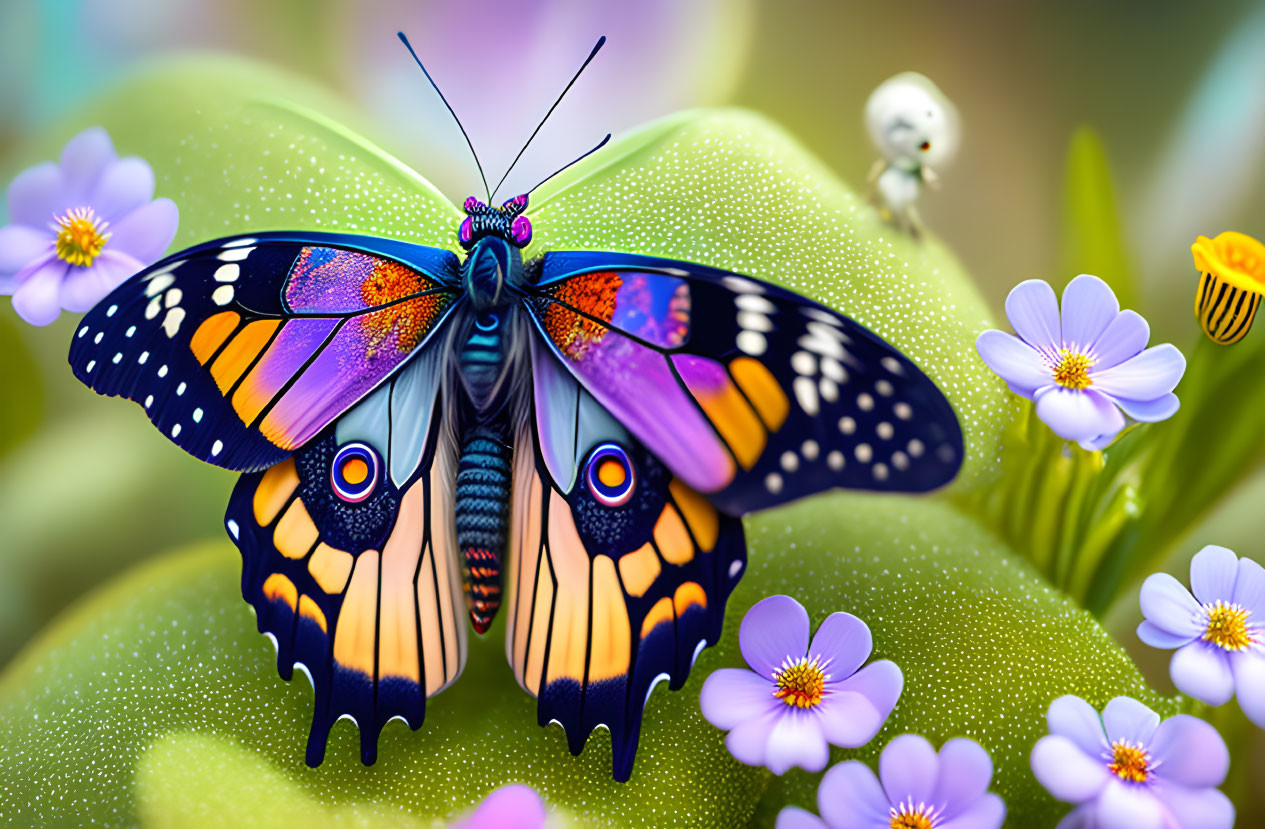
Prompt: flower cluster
<box><xmin>1</xmin><ymin>127</ymin><xmax>177</xmax><ymax>325</ymax></box>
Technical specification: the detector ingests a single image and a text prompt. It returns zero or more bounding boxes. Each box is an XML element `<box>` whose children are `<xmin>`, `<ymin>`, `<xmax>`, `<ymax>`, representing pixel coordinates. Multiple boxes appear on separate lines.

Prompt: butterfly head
<box><xmin>458</xmin><ymin>194</ymin><xmax>532</xmax><ymax>251</ymax></box>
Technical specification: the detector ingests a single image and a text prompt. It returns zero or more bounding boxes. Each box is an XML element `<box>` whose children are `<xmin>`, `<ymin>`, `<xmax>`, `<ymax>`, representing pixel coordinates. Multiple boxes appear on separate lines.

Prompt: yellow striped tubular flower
<box><xmin>1192</xmin><ymin>231</ymin><xmax>1265</xmax><ymax>345</ymax></box>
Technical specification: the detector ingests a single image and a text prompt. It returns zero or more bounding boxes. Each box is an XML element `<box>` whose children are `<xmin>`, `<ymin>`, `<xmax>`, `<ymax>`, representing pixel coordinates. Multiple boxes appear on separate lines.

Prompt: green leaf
<box><xmin>15</xmin><ymin>55</ymin><xmax>461</xmax><ymax>251</ymax></box>
<box><xmin>0</xmin><ymin>494</ymin><xmax>1181</xmax><ymax>826</ymax></box>
<box><xmin>531</xmin><ymin>109</ymin><xmax>1010</xmax><ymax>490</ymax></box>
<box><xmin>1059</xmin><ymin>126</ymin><xmax>1137</xmax><ymax>307</ymax></box>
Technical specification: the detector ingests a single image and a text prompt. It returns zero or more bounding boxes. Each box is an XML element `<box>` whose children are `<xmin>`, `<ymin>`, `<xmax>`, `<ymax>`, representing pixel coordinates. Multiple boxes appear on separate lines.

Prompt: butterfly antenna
<box><xmin>491</xmin><ymin>35</ymin><xmax>606</xmax><ymax>200</ymax></box>
<box><xmin>526</xmin><ymin>133</ymin><xmax>611</xmax><ymax>195</ymax></box>
<box><xmin>397</xmin><ymin>31</ymin><xmax>491</xmax><ymax>202</ymax></box>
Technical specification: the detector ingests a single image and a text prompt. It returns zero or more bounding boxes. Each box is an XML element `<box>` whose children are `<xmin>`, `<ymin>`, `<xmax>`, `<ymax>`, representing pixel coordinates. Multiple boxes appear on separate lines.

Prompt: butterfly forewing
<box><xmin>525</xmin><ymin>251</ymin><xmax>964</xmax><ymax>514</ymax></box>
<box><xmin>68</xmin><ymin>232</ymin><xmax>462</xmax><ymax>471</ymax></box>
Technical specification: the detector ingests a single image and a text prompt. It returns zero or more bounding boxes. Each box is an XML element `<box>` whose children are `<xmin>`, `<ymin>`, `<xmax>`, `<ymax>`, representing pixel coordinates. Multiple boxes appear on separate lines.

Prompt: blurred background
<box><xmin>1</xmin><ymin>0</ymin><xmax>1264</xmax><ymax>805</ymax></box>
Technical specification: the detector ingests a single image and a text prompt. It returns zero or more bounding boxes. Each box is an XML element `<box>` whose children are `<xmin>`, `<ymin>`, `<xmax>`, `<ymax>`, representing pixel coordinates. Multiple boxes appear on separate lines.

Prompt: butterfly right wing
<box><xmin>226</xmin><ymin>342</ymin><xmax>466</xmax><ymax>767</ymax></box>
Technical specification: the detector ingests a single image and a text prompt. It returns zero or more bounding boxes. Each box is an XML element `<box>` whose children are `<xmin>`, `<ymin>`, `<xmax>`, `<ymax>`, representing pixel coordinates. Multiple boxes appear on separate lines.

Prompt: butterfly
<box><xmin>67</xmin><ymin>34</ymin><xmax>964</xmax><ymax>782</ymax></box>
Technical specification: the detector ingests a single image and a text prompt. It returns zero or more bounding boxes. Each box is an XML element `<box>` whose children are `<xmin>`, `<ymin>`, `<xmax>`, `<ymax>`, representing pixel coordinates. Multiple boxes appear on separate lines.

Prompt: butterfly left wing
<box><xmin>227</xmin><ymin>351</ymin><xmax>467</xmax><ymax>767</ymax></box>
<box><xmin>524</xmin><ymin>251</ymin><xmax>963</xmax><ymax>515</ymax></box>
<box><xmin>505</xmin><ymin>341</ymin><xmax>746</xmax><ymax>782</ymax></box>
<box><xmin>69</xmin><ymin>231</ymin><xmax>461</xmax><ymax>471</ymax></box>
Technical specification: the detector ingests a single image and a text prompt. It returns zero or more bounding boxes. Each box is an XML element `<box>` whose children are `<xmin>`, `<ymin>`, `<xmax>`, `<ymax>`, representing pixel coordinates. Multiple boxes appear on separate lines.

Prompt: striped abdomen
<box><xmin>455</xmin><ymin>421</ymin><xmax>512</xmax><ymax>634</ymax></box>
<box><xmin>1197</xmin><ymin>268</ymin><xmax>1262</xmax><ymax>345</ymax></box>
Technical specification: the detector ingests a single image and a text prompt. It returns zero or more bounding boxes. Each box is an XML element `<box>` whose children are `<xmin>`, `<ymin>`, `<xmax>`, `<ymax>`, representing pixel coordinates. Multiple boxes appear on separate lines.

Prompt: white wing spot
<box><xmin>819</xmin><ymin>377</ymin><xmax>839</xmax><ymax>402</ymax></box>
<box><xmin>875</xmin><ymin>379</ymin><xmax>894</xmax><ymax>397</ymax></box>
<box><xmin>855</xmin><ymin>443</ymin><xmax>874</xmax><ymax>463</ymax></box>
<box><xmin>145</xmin><ymin>297</ymin><xmax>161</xmax><ymax>319</ymax></box>
<box><xmin>125</xmin><ymin>325</ymin><xmax>136</xmax><ymax>338</ymax></box>
<box><xmin>86</xmin><ymin>360</ymin><xmax>96</xmax><ymax>373</ymax></box>
<box><xmin>877</xmin><ymin>422</ymin><xmax>894</xmax><ymax>440</ymax></box>
<box><xmin>894</xmin><ymin>402</ymin><xmax>913</xmax><ymax>420</ymax></box>
<box><xmin>164</xmin><ymin>288</ymin><xmax>183</xmax><ymax>308</ymax></box>
<box><xmin>93</xmin><ymin>332</ymin><xmax>103</xmax><ymax>344</ymax></box>
<box><xmin>193</xmin><ymin>407</ymin><xmax>203</xmax><ymax>423</ymax></box>
<box><xmin>765</xmin><ymin>472</ymin><xmax>784</xmax><ymax>494</ymax></box>
<box><xmin>908</xmin><ymin>438</ymin><xmax>925</xmax><ymax>457</ymax></box>
<box><xmin>112</xmin><ymin>352</ymin><xmax>122</xmax><ymax>364</ymax></box>
<box><xmin>882</xmin><ymin>356</ymin><xmax>904</xmax><ymax>375</ymax></box>
<box><xmin>171</xmin><ymin>423</ymin><xmax>182</xmax><ymax>438</ymax></box>
<box><xmin>873</xmin><ymin>463</ymin><xmax>890</xmax><ymax>481</ymax></box>
<box><xmin>838</xmin><ymin>416</ymin><xmax>857</xmax><ymax>435</ymax></box>
<box><xmin>737</xmin><ymin>330</ymin><xmax>767</xmax><ymax>356</ymax></box>
<box><xmin>176</xmin><ymin>382</ymin><xmax>187</xmax><ymax>396</ymax></box>
<box><xmin>735</xmin><ymin>294</ymin><xmax>775</xmax><ymax>313</ymax></box>
<box><xmin>223</xmin><ymin>237</ymin><xmax>258</xmax><ymax>248</ymax></box>
<box><xmin>728</xmin><ymin>560</ymin><xmax>744</xmax><ymax>578</ymax></box>
<box><xmin>78</xmin><ymin>326</ymin><xmax>88</xmax><ymax>338</ymax></box>
<box><xmin>780</xmin><ymin>451</ymin><xmax>799</xmax><ymax>472</ymax></box>
<box><xmin>145</xmin><ymin>274</ymin><xmax>175</xmax><ymax>296</ymax></box>
<box><xmin>801</xmin><ymin>440</ymin><xmax>819</xmax><ymax>461</ymax></box>
<box><xmin>793</xmin><ymin>376</ymin><xmax>819</xmax><ymax>415</ymax></box>
<box><xmin>158</xmin><ymin>364</ymin><xmax>169</xmax><ymax>378</ymax></box>
<box><xmin>723</xmin><ymin>276</ymin><xmax>764</xmax><ymax>294</ymax></box>
<box><xmin>138</xmin><ymin>351</ymin><xmax>149</xmax><ymax>365</ymax></box>
<box><xmin>212</xmin><ymin>440</ymin><xmax>224</xmax><ymax>456</ymax></box>
<box><xmin>892</xmin><ymin>451</ymin><xmax>910</xmax><ymax>470</ymax></box>
<box><xmin>106</xmin><ymin>305</ymin><xmax>117</xmax><ymax>317</ymax></box>
<box><xmin>144</xmin><ymin>395</ymin><xmax>153</xmax><ymax>408</ymax></box>
<box><xmin>162</xmin><ymin>307</ymin><xmax>186</xmax><ymax>338</ymax></box>
<box><xmin>827</xmin><ymin>450</ymin><xmax>845</xmax><ymax>470</ymax></box>
<box><xmin>821</xmin><ymin>357</ymin><xmax>847</xmax><ymax>383</ymax></box>
<box><xmin>212</xmin><ymin>285</ymin><xmax>235</xmax><ymax>306</ymax></box>
<box><xmin>791</xmin><ymin>351</ymin><xmax>816</xmax><ymax>376</ymax></box>
<box><xmin>737</xmin><ymin>311</ymin><xmax>773</xmax><ymax>332</ymax></box>
<box><xmin>857</xmin><ymin>392</ymin><xmax>875</xmax><ymax>411</ymax></box>
<box><xmin>217</xmin><ymin>247</ymin><xmax>255</xmax><ymax>262</ymax></box>
<box><xmin>214</xmin><ymin>263</ymin><xmax>241</xmax><ymax>283</ymax></box>
<box><xmin>226</xmin><ymin>519</ymin><xmax>240</xmax><ymax>539</ymax></box>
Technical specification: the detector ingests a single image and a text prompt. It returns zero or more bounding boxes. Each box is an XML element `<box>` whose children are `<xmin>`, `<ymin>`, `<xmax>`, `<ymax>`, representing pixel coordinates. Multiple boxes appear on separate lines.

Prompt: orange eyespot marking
<box><xmin>341</xmin><ymin>457</ymin><xmax>369</xmax><ymax>485</ymax></box>
<box><xmin>597</xmin><ymin>458</ymin><xmax>626</xmax><ymax>488</ymax></box>
<box><xmin>262</xmin><ymin>573</ymin><xmax>298</xmax><ymax>611</ymax></box>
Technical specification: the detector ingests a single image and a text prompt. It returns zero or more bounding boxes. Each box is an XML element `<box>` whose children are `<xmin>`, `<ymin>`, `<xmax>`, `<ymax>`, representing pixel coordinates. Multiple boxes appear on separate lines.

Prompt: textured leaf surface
<box><xmin>0</xmin><ymin>494</ymin><xmax>1182</xmax><ymax>827</ymax></box>
<box><xmin>531</xmin><ymin>110</ymin><xmax>1009</xmax><ymax>488</ymax></box>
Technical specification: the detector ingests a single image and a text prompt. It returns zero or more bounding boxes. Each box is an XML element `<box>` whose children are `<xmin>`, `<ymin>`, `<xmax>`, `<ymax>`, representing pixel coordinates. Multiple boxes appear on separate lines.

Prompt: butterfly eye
<box><xmin>331</xmin><ymin>442</ymin><xmax>380</xmax><ymax>503</ymax></box>
<box><xmin>510</xmin><ymin>216</ymin><xmax>532</xmax><ymax>247</ymax></box>
<box><xmin>585</xmin><ymin>443</ymin><xmax>635</xmax><ymax>507</ymax></box>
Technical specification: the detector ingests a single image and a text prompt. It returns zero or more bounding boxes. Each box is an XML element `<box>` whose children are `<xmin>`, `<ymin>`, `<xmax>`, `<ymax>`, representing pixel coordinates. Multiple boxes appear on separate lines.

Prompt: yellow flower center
<box><xmin>889</xmin><ymin>801</ymin><xmax>938</xmax><ymax>829</ymax></box>
<box><xmin>1202</xmin><ymin>600</ymin><xmax>1252</xmax><ymax>651</ymax></box>
<box><xmin>1107</xmin><ymin>740</ymin><xmax>1150</xmax><ymax>783</ymax></box>
<box><xmin>53</xmin><ymin>206</ymin><xmax>110</xmax><ymax>267</ymax></box>
<box><xmin>1053</xmin><ymin>348</ymin><xmax>1094</xmax><ymax>390</ymax></box>
<box><xmin>772</xmin><ymin>656</ymin><xmax>827</xmax><ymax>709</ymax></box>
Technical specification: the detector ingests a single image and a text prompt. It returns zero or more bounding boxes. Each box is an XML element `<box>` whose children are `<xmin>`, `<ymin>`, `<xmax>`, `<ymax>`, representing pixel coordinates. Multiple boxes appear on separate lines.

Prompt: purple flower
<box><xmin>1</xmin><ymin>127</ymin><xmax>178</xmax><ymax>326</ymax></box>
<box><xmin>1138</xmin><ymin>545</ymin><xmax>1265</xmax><ymax>728</ymax></box>
<box><xmin>776</xmin><ymin>734</ymin><xmax>1005</xmax><ymax>829</ymax></box>
<box><xmin>700</xmin><ymin>595</ymin><xmax>902</xmax><ymax>775</ymax></box>
<box><xmin>976</xmin><ymin>275</ymin><xmax>1185</xmax><ymax>450</ymax></box>
<box><xmin>1030</xmin><ymin>695</ymin><xmax>1234</xmax><ymax>829</ymax></box>
<box><xmin>452</xmin><ymin>784</ymin><xmax>545</xmax><ymax>829</ymax></box>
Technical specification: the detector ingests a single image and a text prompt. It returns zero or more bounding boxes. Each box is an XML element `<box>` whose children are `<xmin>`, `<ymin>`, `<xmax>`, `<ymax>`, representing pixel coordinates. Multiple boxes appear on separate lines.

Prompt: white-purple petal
<box><xmin>815</xmin><ymin>690</ymin><xmax>884</xmax><ymax>750</ymax></box>
<box><xmin>1088</xmin><ymin>309</ymin><xmax>1149</xmax><ymax>371</ymax></box>
<box><xmin>1060</xmin><ymin>275</ymin><xmax>1119</xmax><ymax>352</ymax></box>
<box><xmin>0</xmin><ymin>224</ymin><xmax>53</xmax><ymax>276</ymax></box>
<box><xmin>1138</xmin><ymin>573</ymin><xmax>1203</xmax><ymax>638</ymax></box>
<box><xmin>764</xmin><ymin>709</ymin><xmax>830</xmax><ymax>774</ymax></box>
<box><xmin>108</xmin><ymin>197</ymin><xmax>179</xmax><ymax>263</ymax></box>
<box><xmin>1231</xmin><ymin>651</ymin><xmax>1265</xmax><ymax>729</ymax></box>
<box><xmin>10</xmin><ymin>255</ymin><xmax>69</xmax><ymax>326</ymax></box>
<box><xmin>826</xmin><ymin>659</ymin><xmax>902</xmax><ymax>745</ymax></box>
<box><xmin>1004</xmin><ymin>279</ymin><xmax>1062</xmax><ymax>352</ymax></box>
<box><xmin>88</xmin><ymin>157</ymin><xmax>156</xmax><ymax>222</ymax></box>
<box><xmin>808</xmin><ymin>612</ymin><xmax>872</xmax><ymax>681</ymax></box>
<box><xmin>817</xmin><ymin>760</ymin><xmax>891</xmax><ymax>828</ymax></box>
<box><xmin>1108</xmin><ymin>393</ymin><xmax>1180</xmax><ymax>423</ymax></box>
<box><xmin>1093</xmin><ymin>780</ymin><xmax>1166</xmax><ymax>829</ymax></box>
<box><xmin>1231</xmin><ymin>555</ymin><xmax>1265</xmax><ymax>617</ymax></box>
<box><xmin>1148</xmin><ymin>714</ymin><xmax>1229</xmax><ymax>788</ymax></box>
<box><xmin>58</xmin><ymin>249</ymin><xmax>142</xmax><ymax>314</ymax></box>
<box><xmin>1046</xmin><ymin>695</ymin><xmax>1108</xmax><ymax>756</ymax></box>
<box><xmin>937</xmin><ymin>792</ymin><xmax>1005</xmax><ymax>829</ymax></box>
<box><xmin>739</xmin><ymin>595</ymin><xmax>810</xmax><ymax>678</ymax></box>
<box><xmin>878</xmin><ymin>733</ymin><xmax>939</xmax><ymax>810</ymax></box>
<box><xmin>1100</xmin><ymin>696</ymin><xmax>1160</xmax><ymax>746</ymax></box>
<box><xmin>774</xmin><ymin>806</ymin><xmax>828</xmax><ymax>829</ymax></box>
<box><xmin>1154</xmin><ymin>782</ymin><xmax>1235</xmax><ymax>829</ymax></box>
<box><xmin>1091</xmin><ymin>344</ymin><xmax>1186</xmax><ymax>403</ymax></box>
<box><xmin>58</xmin><ymin>127</ymin><xmax>117</xmax><ymax>203</ymax></box>
<box><xmin>1054</xmin><ymin>805</ymin><xmax>1094</xmax><ymax>829</ymax></box>
<box><xmin>724</xmin><ymin>708</ymin><xmax>781</xmax><ymax>769</ymax></box>
<box><xmin>932</xmin><ymin>738</ymin><xmax>993</xmax><ymax>819</ymax></box>
<box><xmin>458</xmin><ymin>784</ymin><xmax>546</xmax><ymax>829</ymax></box>
<box><xmin>5</xmin><ymin>161</ymin><xmax>66</xmax><ymax>228</ymax></box>
<box><xmin>1136</xmin><ymin>620</ymin><xmax>1195</xmax><ymax>650</ymax></box>
<box><xmin>1030</xmin><ymin>735</ymin><xmax>1110</xmax><ymax>803</ymax></box>
<box><xmin>1190</xmin><ymin>545</ymin><xmax>1240</xmax><ymax>606</ymax></box>
<box><xmin>700</xmin><ymin>667</ymin><xmax>778</xmax><ymax>731</ymax></box>
<box><xmin>1034</xmin><ymin>386</ymin><xmax>1124</xmax><ymax>443</ymax></box>
<box><xmin>1170</xmin><ymin>642</ymin><xmax>1235</xmax><ymax>706</ymax></box>
<box><xmin>975</xmin><ymin>329</ymin><xmax>1051</xmax><ymax>398</ymax></box>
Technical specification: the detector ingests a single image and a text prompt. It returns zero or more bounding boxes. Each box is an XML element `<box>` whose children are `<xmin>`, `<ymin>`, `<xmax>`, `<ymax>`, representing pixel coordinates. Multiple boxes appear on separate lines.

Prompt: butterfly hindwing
<box><xmin>227</xmin><ymin>355</ymin><xmax>466</xmax><ymax>766</ymax></box>
<box><xmin>69</xmin><ymin>231</ymin><xmax>462</xmax><ymax>471</ymax></box>
<box><xmin>525</xmin><ymin>251</ymin><xmax>964</xmax><ymax>514</ymax></box>
<box><xmin>506</xmin><ymin>341</ymin><xmax>746</xmax><ymax>781</ymax></box>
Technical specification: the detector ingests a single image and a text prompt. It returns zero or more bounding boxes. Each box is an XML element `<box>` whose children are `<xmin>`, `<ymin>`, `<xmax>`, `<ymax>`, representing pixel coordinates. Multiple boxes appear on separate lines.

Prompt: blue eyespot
<box><xmin>585</xmin><ymin>443</ymin><xmax>636</xmax><ymax>507</ymax></box>
<box><xmin>331</xmin><ymin>442</ymin><xmax>380</xmax><ymax>503</ymax></box>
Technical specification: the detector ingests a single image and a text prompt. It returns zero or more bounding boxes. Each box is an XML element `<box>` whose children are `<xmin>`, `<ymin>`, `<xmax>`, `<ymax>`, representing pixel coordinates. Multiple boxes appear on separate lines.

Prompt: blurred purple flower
<box><xmin>700</xmin><ymin>595</ymin><xmax>902</xmax><ymax>775</ymax></box>
<box><xmin>453</xmin><ymin>784</ymin><xmax>545</xmax><ymax>829</ymax></box>
<box><xmin>976</xmin><ymin>275</ymin><xmax>1185</xmax><ymax>450</ymax></box>
<box><xmin>1138</xmin><ymin>545</ymin><xmax>1265</xmax><ymax>728</ymax></box>
<box><xmin>1030</xmin><ymin>695</ymin><xmax>1234</xmax><ymax>829</ymax></box>
<box><xmin>1</xmin><ymin>127</ymin><xmax>177</xmax><ymax>326</ymax></box>
<box><xmin>776</xmin><ymin>734</ymin><xmax>1005</xmax><ymax>829</ymax></box>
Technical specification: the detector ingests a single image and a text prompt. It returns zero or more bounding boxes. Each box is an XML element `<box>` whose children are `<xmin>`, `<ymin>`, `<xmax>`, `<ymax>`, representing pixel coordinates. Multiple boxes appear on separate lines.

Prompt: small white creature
<box><xmin>865</xmin><ymin>72</ymin><xmax>959</xmax><ymax>237</ymax></box>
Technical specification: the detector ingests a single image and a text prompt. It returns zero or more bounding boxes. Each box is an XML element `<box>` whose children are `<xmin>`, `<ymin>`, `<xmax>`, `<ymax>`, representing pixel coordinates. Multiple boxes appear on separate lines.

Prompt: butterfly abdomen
<box><xmin>455</xmin><ymin>421</ymin><xmax>512</xmax><ymax>634</ymax></box>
